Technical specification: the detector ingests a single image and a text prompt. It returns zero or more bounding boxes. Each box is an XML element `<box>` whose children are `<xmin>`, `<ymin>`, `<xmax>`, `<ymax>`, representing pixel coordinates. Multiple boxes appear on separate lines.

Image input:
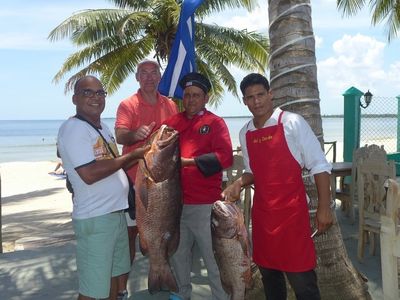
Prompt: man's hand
<box><xmin>314</xmin><ymin>171</ymin><xmax>333</xmax><ymax>234</ymax></box>
<box><xmin>123</xmin><ymin>145</ymin><xmax>151</xmax><ymax>171</ymax></box>
<box><xmin>134</xmin><ymin>122</ymin><xmax>156</xmax><ymax>141</ymax></box>
<box><xmin>221</xmin><ymin>173</ymin><xmax>254</xmax><ymax>202</ymax></box>
<box><xmin>131</xmin><ymin>145</ymin><xmax>151</xmax><ymax>159</ymax></box>
<box><xmin>181</xmin><ymin>157</ymin><xmax>195</xmax><ymax>168</ymax></box>
<box><xmin>315</xmin><ymin>205</ymin><xmax>333</xmax><ymax>234</ymax></box>
<box><xmin>221</xmin><ymin>181</ymin><xmax>242</xmax><ymax>202</ymax></box>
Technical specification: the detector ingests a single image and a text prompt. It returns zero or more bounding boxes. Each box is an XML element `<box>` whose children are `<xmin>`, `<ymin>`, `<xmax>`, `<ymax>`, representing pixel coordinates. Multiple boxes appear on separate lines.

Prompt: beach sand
<box><xmin>0</xmin><ymin>161</ymin><xmax>385</xmax><ymax>299</ymax></box>
<box><xmin>1</xmin><ymin>161</ymin><xmax>73</xmax><ymax>252</ymax></box>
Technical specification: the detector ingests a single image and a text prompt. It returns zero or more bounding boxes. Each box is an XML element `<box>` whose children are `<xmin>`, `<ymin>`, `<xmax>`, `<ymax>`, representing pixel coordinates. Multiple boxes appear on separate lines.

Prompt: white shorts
<box><xmin>125</xmin><ymin>212</ymin><xmax>136</xmax><ymax>227</ymax></box>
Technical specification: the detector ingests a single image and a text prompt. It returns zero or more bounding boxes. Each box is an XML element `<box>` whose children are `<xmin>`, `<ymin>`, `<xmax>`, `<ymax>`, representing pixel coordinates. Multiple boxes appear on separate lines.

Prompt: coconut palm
<box><xmin>337</xmin><ymin>0</ymin><xmax>400</xmax><ymax>42</ymax></box>
<box><xmin>268</xmin><ymin>1</ymin><xmax>371</xmax><ymax>299</ymax></box>
<box><xmin>48</xmin><ymin>0</ymin><xmax>269</xmax><ymax>106</ymax></box>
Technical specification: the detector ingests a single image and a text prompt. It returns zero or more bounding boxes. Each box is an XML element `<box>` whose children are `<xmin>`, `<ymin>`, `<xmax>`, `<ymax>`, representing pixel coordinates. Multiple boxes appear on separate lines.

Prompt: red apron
<box><xmin>246</xmin><ymin>111</ymin><xmax>316</xmax><ymax>272</ymax></box>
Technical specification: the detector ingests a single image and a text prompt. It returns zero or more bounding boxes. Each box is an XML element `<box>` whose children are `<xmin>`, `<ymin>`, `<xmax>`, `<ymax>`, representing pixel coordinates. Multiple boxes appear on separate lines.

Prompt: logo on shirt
<box><xmin>253</xmin><ymin>135</ymin><xmax>273</xmax><ymax>144</ymax></box>
<box><xmin>199</xmin><ymin>125</ymin><xmax>210</xmax><ymax>135</ymax></box>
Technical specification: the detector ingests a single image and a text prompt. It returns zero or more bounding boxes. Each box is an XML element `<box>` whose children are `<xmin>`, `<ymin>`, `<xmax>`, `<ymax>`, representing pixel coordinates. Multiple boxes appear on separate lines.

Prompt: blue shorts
<box><xmin>73</xmin><ymin>211</ymin><xmax>130</xmax><ymax>298</ymax></box>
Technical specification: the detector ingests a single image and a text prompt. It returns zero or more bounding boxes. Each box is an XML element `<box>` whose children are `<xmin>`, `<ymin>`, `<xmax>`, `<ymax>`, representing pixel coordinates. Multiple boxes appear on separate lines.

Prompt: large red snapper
<box><xmin>135</xmin><ymin>125</ymin><xmax>182</xmax><ymax>294</ymax></box>
<box><xmin>211</xmin><ymin>200</ymin><xmax>253</xmax><ymax>300</ymax></box>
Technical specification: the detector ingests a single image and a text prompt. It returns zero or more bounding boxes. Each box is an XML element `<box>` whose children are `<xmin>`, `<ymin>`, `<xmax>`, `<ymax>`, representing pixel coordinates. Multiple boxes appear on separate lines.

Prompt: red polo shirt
<box><xmin>115</xmin><ymin>90</ymin><xmax>178</xmax><ymax>181</ymax></box>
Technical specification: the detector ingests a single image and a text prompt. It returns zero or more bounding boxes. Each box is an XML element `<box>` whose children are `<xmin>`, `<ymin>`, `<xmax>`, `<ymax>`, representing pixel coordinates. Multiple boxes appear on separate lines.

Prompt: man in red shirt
<box><xmin>164</xmin><ymin>72</ymin><xmax>233</xmax><ymax>300</ymax></box>
<box><xmin>114</xmin><ymin>60</ymin><xmax>178</xmax><ymax>299</ymax></box>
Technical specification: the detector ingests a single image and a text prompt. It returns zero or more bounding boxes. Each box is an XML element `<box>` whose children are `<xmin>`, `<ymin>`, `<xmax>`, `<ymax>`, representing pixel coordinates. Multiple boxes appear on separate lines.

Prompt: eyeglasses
<box><xmin>76</xmin><ymin>89</ymin><xmax>108</xmax><ymax>98</ymax></box>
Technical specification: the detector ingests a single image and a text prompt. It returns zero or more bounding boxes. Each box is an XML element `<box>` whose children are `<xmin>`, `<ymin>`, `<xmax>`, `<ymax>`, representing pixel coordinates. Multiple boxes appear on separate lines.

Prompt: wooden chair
<box><xmin>380</xmin><ymin>179</ymin><xmax>400</xmax><ymax>300</ymax></box>
<box><xmin>336</xmin><ymin>144</ymin><xmax>387</xmax><ymax>224</ymax></box>
<box><xmin>357</xmin><ymin>159</ymin><xmax>396</xmax><ymax>261</ymax></box>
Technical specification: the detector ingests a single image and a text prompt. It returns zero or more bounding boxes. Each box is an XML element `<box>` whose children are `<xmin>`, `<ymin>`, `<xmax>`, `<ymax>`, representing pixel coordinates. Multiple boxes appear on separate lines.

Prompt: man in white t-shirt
<box><xmin>57</xmin><ymin>75</ymin><xmax>148</xmax><ymax>300</ymax></box>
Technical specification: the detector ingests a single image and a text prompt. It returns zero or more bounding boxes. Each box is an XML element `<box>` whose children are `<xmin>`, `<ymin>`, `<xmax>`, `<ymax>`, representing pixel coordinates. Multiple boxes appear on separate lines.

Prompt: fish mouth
<box><xmin>156</xmin><ymin>125</ymin><xmax>179</xmax><ymax>148</ymax></box>
<box><xmin>141</xmin><ymin>125</ymin><xmax>180</xmax><ymax>183</ymax></box>
<box><xmin>213</xmin><ymin>200</ymin><xmax>235</xmax><ymax>218</ymax></box>
<box><xmin>212</xmin><ymin>200</ymin><xmax>242</xmax><ymax>238</ymax></box>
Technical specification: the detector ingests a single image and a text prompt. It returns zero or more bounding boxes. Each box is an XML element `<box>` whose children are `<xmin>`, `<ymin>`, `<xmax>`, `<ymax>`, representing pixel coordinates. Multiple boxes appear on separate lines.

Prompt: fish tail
<box><xmin>148</xmin><ymin>264</ymin><xmax>161</xmax><ymax>294</ymax></box>
<box><xmin>148</xmin><ymin>262</ymin><xmax>178</xmax><ymax>294</ymax></box>
<box><xmin>161</xmin><ymin>262</ymin><xmax>179</xmax><ymax>292</ymax></box>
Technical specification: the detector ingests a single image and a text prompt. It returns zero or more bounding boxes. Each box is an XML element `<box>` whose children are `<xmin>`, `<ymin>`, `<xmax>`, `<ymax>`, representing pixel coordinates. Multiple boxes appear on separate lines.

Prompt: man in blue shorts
<box><xmin>57</xmin><ymin>75</ymin><xmax>149</xmax><ymax>300</ymax></box>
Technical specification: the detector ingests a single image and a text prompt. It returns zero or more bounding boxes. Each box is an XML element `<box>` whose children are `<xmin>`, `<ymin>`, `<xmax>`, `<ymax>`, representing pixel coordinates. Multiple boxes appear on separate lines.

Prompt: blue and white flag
<box><xmin>158</xmin><ymin>0</ymin><xmax>204</xmax><ymax>99</ymax></box>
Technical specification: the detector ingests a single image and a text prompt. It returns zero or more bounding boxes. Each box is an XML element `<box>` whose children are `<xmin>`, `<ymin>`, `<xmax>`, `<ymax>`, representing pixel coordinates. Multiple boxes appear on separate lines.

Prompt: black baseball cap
<box><xmin>179</xmin><ymin>72</ymin><xmax>211</xmax><ymax>94</ymax></box>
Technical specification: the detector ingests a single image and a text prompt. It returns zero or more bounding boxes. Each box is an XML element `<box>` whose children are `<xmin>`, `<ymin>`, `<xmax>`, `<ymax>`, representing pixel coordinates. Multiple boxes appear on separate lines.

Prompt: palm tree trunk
<box><xmin>268</xmin><ymin>1</ymin><xmax>371</xmax><ymax>299</ymax></box>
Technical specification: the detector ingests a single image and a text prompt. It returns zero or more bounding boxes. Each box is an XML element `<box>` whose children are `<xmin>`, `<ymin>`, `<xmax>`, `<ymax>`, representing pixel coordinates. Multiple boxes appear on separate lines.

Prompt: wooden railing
<box><xmin>324</xmin><ymin>141</ymin><xmax>337</xmax><ymax>163</ymax></box>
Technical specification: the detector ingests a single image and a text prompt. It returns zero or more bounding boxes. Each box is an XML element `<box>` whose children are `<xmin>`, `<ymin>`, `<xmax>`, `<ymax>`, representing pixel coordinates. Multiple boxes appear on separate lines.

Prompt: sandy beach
<box><xmin>1</xmin><ymin>161</ymin><xmax>73</xmax><ymax>252</ymax></box>
<box><xmin>0</xmin><ymin>160</ymin><xmax>385</xmax><ymax>299</ymax></box>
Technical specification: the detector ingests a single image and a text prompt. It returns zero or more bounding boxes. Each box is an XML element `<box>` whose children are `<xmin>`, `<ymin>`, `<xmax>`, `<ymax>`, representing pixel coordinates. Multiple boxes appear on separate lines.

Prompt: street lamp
<box><xmin>360</xmin><ymin>90</ymin><xmax>373</xmax><ymax>108</ymax></box>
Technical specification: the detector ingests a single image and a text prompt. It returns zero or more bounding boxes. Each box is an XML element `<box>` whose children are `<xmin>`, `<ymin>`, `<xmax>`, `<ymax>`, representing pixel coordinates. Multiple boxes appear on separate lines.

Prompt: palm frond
<box><xmin>371</xmin><ymin>0</ymin><xmax>400</xmax><ymax>41</ymax></box>
<box><xmin>337</xmin><ymin>0</ymin><xmax>367</xmax><ymax>16</ymax></box>
<box><xmin>197</xmin><ymin>23</ymin><xmax>269</xmax><ymax>71</ymax></box>
<box><xmin>337</xmin><ymin>0</ymin><xmax>400</xmax><ymax>41</ymax></box>
<box><xmin>53</xmin><ymin>36</ymin><xmax>153</xmax><ymax>86</ymax></box>
<box><xmin>49</xmin><ymin>0</ymin><xmax>269</xmax><ymax>105</ymax></box>
<box><xmin>106</xmin><ymin>0</ymin><xmax>149</xmax><ymax>10</ymax></box>
<box><xmin>198</xmin><ymin>0</ymin><xmax>258</xmax><ymax>16</ymax></box>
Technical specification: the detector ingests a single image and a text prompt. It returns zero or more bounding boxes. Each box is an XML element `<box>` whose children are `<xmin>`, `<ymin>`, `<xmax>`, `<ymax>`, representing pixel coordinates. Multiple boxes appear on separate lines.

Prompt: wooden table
<box><xmin>330</xmin><ymin>162</ymin><xmax>354</xmax><ymax>222</ymax></box>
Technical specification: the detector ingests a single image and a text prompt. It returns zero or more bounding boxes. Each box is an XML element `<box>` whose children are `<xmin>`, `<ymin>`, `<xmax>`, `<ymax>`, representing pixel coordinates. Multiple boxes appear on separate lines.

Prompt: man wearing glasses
<box><xmin>57</xmin><ymin>75</ymin><xmax>149</xmax><ymax>300</ymax></box>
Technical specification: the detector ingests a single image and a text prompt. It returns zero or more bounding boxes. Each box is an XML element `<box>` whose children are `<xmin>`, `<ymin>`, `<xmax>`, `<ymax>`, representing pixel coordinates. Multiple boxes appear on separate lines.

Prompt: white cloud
<box><xmin>332</xmin><ymin>34</ymin><xmax>385</xmax><ymax>66</ymax></box>
<box><xmin>224</xmin><ymin>8</ymin><xmax>268</xmax><ymax>32</ymax></box>
<box><xmin>205</xmin><ymin>6</ymin><xmax>268</xmax><ymax>32</ymax></box>
<box><xmin>387</xmin><ymin>61</ymin><xmax>400</xmax><ymax>89</ymax></box>
<box><xmin>318</xmin><ymin>34</ymin><xmax>386</xmax><ymax>95</ymax></box>
<box><xmin>315</xmin><ymin>35</ymin><xmax>323</xmax><ymax>48</ymax></box>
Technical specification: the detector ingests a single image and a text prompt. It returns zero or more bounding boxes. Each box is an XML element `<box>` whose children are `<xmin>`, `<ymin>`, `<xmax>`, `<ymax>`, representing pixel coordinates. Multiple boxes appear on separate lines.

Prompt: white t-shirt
<box><xmin>240</xmin><ymin>108</ymin><xmax>332</xmax><ymax>176</ymax></box>
<box><xmin>58</xmin><ymin>117</ymin><xmax>128</xmax><ymax>219</ymax></box>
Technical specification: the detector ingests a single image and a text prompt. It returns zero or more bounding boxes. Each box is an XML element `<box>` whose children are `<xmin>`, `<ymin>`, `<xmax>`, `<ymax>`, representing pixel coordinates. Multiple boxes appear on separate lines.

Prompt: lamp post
<box><xmin>360</xmin><ymin>90</ymin><xmax>373</xmax><ymax>108</ymax></box>
<box><xmin>343</xmin><ymin>87</ymin><xmax>372</xmax><ymax>162</ymax></box>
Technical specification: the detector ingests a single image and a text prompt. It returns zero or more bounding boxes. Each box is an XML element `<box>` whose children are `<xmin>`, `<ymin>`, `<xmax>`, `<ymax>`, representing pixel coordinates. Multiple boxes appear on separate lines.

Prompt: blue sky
<box><xmin>1</xmin><ymin>0</ymin><xmax>399</xmax><ymax>120</ymax></box>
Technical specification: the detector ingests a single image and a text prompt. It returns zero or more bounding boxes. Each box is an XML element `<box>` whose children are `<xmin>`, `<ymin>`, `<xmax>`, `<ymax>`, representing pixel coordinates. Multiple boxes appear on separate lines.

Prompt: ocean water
<box><xmin>0</xmin><ymin>117</ymin><xmax>396</xmax><ymax>163</ymax></box>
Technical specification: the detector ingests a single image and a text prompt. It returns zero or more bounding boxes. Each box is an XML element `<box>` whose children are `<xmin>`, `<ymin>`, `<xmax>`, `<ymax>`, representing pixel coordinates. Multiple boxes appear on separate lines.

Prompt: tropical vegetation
<box><xmin>337</xmin><ymin>0</ymin><xmax>400</xmax><ymax>42</ymax></box>
<box><xmin>48</xmin><ymin>0</ymin><xmax>269</xmax><ymax>106</ymax></box>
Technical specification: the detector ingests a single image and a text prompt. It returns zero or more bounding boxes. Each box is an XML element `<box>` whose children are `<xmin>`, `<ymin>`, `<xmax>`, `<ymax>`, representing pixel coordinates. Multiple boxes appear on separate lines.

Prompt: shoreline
<box><xmin>1</xmin><ymin>117</ymin><xmax>398</xmax><ymax>163</ymax></box>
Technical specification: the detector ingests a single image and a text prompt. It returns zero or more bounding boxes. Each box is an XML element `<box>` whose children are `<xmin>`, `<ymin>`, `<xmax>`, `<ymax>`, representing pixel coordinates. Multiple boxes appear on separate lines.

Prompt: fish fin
<box><xmin>167</xmin><ymin>229</ymin><xmax>180</xmax><ymax>256</ymax></box>
<box><xmin>148</xmin><ymin>262</ymin><xmax>178</xmax><ymax>294</ymax></box>
<box><xmin>161</xmin><ymin>264</ymin><xmax>178</xmax><ymax>293</ymax></box>
<box><xmin>139</xmin><ymin>239</ymin><xmax>148</xmax><ymax>256</ymax></box>
<box><xmin>244</xmin><ymin>268</ymin><xmax>254</xmax><ymax>290</ymax></box>
<box><xmin>139</xmin><ymin>184</ymin><xmax>149</xmax><ymax>210</ymax></box>
<box><xmin>148</xmin><ymin>265</ymin><xmax>161</xmax><ymax>294</ymax></box>
<box><xmin>221</xmin><ymin>280</ymin><xmax>231</xmax><ymax>295</ymax></box>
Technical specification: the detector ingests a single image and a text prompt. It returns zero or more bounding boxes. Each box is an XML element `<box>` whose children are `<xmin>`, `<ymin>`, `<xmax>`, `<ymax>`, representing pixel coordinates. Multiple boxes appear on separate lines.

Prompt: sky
<box><xmin>1</xmin><ymin>0</ymin><xmax>400</xmax><ymax>120</ymax></box>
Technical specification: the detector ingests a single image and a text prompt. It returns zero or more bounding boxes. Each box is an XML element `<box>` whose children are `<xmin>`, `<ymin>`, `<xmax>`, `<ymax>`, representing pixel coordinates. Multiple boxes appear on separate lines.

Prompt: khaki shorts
<box><xmin>73</xmin><ymin>211</ymin><xmax>130</xmax><ymax>298</ymax></box>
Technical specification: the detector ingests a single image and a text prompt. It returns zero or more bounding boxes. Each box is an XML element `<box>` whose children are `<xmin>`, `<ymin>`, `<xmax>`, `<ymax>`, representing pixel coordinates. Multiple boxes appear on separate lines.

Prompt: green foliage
<box><xmin>49</xmin><ymin>0</ymin><xmax>269</xmax><ymax>106</ymax></box>
<box><xmin>337</xmin><ymin>0</ymin><xmax>400</xmax><ymax>42</ymax></box>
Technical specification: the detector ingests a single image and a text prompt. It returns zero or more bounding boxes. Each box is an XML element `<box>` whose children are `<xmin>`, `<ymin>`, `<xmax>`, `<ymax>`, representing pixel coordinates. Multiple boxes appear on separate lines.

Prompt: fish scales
<box><xmin>135</xmin><ymin>125</ymin><xmax>182</xmax><ymax>294</ymax></box>
<box><xmin>211</xmin><ymin>200</ymin><xmax>253</xmax><ymax>300</ymax></box>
